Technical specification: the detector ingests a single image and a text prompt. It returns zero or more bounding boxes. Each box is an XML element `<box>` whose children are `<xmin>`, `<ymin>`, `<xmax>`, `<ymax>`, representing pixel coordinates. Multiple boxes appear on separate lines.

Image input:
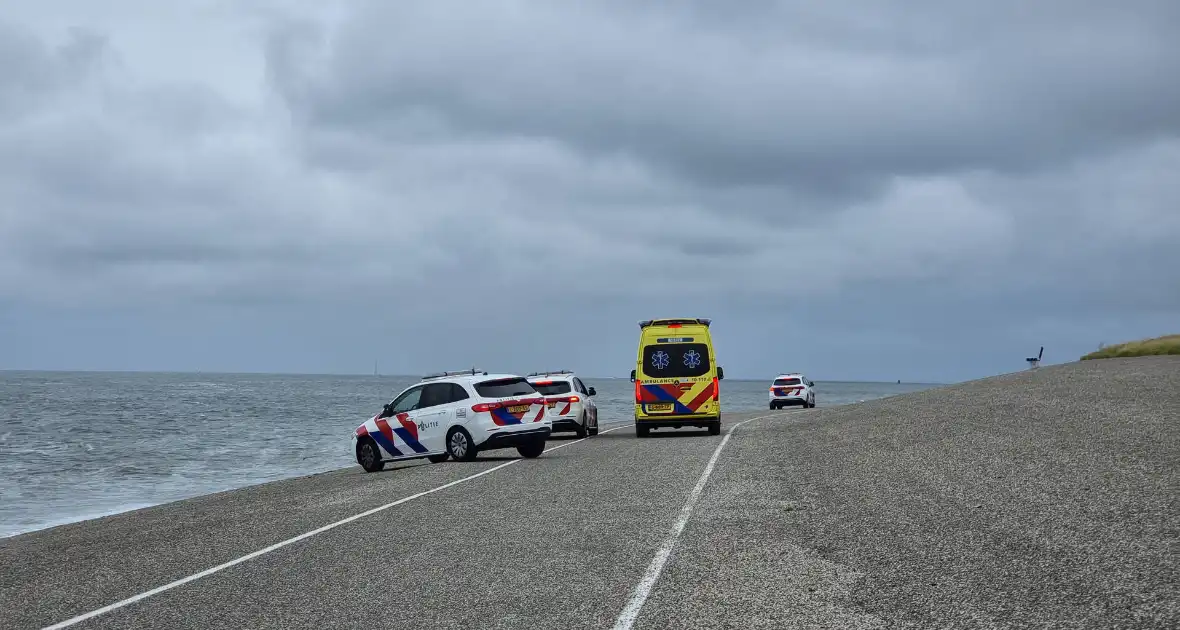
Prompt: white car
<box><xmin>526</xmin><ymin>370</ymin><xmax>600</xmax><ymax>438</ymax></box>
<box><xmin>769</xmin><ymin>373</ymin><xmax>816</xmax><ymax>409</ymax></box>
<box><xmin>352</xmin><ymin>370</ymin><xmax>552</xmax><ymax>472</ymax></box>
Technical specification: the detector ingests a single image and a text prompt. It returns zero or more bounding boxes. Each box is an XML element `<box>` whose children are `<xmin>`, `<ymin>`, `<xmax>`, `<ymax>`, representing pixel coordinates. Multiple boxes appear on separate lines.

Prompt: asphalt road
<box><xmin>2</xmin><ymin>356</ymin><xmax>1177</xmax><ymax>629</ymax></box>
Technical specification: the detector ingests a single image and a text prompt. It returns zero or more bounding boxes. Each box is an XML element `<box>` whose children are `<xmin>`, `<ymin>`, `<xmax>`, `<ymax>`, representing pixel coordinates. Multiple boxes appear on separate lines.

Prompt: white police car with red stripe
<box><xmin>353</xmin><ymin>370</ymin><xmax>552</xmax><ymax>472</ymax></box>
<box><xmin>526</xmin><ymin>370</ymin><xmax>599</xmax><ymax>438</ymax></box>
<box><xmin>769</xmin><ymin>373</ymin><xmax>816</xmax><ymax>409</ymax></box>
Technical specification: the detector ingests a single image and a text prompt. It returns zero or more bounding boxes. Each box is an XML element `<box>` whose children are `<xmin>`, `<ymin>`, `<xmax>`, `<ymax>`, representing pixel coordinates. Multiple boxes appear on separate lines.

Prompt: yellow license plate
<box><xmin>645</xmin><ymin>403</ymin><xmax>673</xmax><ymax>413</ymax></box>
<box><xmin>508</xmin><ymin>405</ymin><xmax>530</xmax><ymax>414</ymax></box>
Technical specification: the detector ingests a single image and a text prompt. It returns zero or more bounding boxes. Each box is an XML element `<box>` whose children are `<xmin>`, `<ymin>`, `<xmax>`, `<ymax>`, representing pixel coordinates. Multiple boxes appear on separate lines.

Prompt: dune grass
<box><xmin>1080</xmin><ymin>334</ymin><xmax>1180</xmax><ymax>360</ymax></box>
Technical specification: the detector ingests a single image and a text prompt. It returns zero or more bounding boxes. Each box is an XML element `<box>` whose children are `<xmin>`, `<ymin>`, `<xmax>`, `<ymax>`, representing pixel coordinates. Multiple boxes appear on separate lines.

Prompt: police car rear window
<box><xmin>642</xmin><ymin>343</ymin><xmax>710</xmax><ymax>378</ymax></box>
<box><xmin>530</xmin><ymin>381</ymin><xmax>572</xmax><ymax>395</ymax></box>
<box><xmin>474</xmin><ymin>377</ymin><xmax>537</xmax><ymax>398</ymax></box>
<box><xmin>773</xmin><ymin>378</ymin><xmax>801</xmax><ymax>386</ymax></box>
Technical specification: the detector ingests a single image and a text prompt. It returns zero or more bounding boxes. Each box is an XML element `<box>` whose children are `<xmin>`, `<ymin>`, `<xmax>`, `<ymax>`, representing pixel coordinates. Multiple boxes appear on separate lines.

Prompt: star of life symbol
<box><xmin>651</xmin><ymin>350</ymin><xmax>670</xmax><ymax>370</ymax></box>
<box><xmin>683</xmin><ymin>349</ymin><xmax>702</xmax><ymax>369</ymax></box>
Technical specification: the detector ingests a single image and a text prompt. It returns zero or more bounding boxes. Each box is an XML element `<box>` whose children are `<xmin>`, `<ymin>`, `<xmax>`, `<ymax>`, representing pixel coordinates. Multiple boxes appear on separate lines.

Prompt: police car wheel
<box><xmin>516</xmin><ymin>439</ymin><xmax>545</xmax><ymax>459</ymax></box>
<box><xmin>635</xmin><ymin>423</ymin><xmax>650</xmax><ymax>438</ymax></box>
<box><xmin>575</xmin><ymin>413</ymin><xmax>588</xmax><ymax>439</ymax></box>
<box><xmin>356</xmin><ymin>438</ymin><xmax>384</xmax><ymax>473</ymax></box>
<box><xmin>427</xmin><ymin>453</ymin><xmax>449</xmax><ymax>463</ymax></box>
<box><xmin>708</xmin><ymin>421</ymin><xmax>721</xmax><ymax>436</ymax></box>
<box><xmin>447</xmin><ymin>427</ymin><xmax>478</xmax><ymax>462</ymax></box>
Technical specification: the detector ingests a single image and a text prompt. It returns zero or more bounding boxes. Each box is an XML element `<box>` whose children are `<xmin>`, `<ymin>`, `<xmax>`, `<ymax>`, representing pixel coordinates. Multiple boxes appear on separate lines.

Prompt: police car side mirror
<box><xmin>717</xmin><ymin>367</ymin><xmax>725</xmax><ymax>380</ymax></box>
<box><xmin>588</xmin><ymin>387</ymin><xmax>597</xmax><ymax>396</ymax></box>
<box><xmin>629</xmin><ymin>369</ymin><xmax>636</xmax><ymax>383</ymax></box>
<box><xmin>380</xmin><ymin>403</ymin><xmax>393</xmax><ymax>418</ymax></box>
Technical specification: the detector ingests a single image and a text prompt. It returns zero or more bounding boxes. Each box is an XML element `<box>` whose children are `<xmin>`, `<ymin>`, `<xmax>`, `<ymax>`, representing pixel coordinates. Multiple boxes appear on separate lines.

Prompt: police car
<box><xmin>526</xmin><ymin>370</ymin><xmax>600</xmax><ymax>438</ymax></box>
<box><xmin>353</xmin><ymin>369</ymin><xmax>552</xmax><ymax>472</ymax></box>
<box><xmin>769</xmin><ymin>373</ymin><xmax>816</xmax><ymax>409</ymax></box>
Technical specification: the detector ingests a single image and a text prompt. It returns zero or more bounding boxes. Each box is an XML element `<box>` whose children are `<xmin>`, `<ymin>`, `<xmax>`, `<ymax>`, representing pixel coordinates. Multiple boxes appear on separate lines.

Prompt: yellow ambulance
<box><xmin>629</xmin><ymin>318</ymin><xmax>724</xmax><ymax>437</ymax></box>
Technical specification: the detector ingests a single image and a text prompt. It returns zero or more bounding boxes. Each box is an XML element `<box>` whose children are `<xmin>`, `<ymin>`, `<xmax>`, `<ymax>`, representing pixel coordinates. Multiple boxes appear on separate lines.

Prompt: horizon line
<box><xmin>0</xmin><ymin>367</ymin><xmax>948</xmax><ymax>385</ymax></box>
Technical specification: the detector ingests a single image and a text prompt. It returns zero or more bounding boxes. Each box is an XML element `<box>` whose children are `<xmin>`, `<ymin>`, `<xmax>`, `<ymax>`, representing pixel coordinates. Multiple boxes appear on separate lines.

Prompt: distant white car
<box><xmin>527</xmin><ymin>370</ymin><xmax>600</xmax><ymax>438</ymax></box>
<box><xmin>769</xmin><ymin>373</ymin><xmax>816</xmax><ymax>409</ymax></box>
<box><xmin>352</xmin><ymin>370</ymin><xmax>552</xmax><ymax>472</ymax></box>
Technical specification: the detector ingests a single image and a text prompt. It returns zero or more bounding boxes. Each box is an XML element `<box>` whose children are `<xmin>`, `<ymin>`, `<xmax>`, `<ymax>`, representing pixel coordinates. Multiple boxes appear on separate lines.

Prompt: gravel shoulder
<box><xmin>639</xmin><ymin>356</ymin><xmax>1179</xmax><ymax>629</ymax></box>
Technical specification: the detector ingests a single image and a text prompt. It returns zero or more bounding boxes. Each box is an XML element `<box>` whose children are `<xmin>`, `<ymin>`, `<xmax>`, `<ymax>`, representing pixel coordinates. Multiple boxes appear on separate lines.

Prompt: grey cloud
<box><xmin>0</xmin><ymin>22</ymin><xmax>104</xmax><ymax>82</ymax></box>
<box><xmin>270</xmin><ymin>1</ymin><xmax>1180</xmax><ymax>194</ymax></box>
<box><xmin>0</xmin><ymin>2</ymin><xmax>1178</xmax><ymax>379</ymax></box>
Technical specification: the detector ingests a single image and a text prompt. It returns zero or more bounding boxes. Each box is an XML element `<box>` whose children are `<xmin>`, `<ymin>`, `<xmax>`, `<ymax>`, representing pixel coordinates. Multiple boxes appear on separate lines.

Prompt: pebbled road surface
<box><xmin>2</xmin><ymin>356</ymin><xmax>1177</xmax><ymax>629</ymax></box>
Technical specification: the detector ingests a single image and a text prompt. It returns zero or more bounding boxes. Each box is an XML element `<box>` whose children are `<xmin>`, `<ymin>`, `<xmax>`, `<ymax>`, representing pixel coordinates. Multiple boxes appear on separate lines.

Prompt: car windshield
<box><xmin>773</xmin><ymin>378</ymin><xmax>801</xmax><ymax>386</ymax></box>
<box><xmin>474</xmin><ymin>377</ymin><xmax>537</xmax><ymax>398</ymax></box>
<box><xmin>530</xmin><ymin>380</ymin><xmax>572</xmax><ymax>395</ymax></box>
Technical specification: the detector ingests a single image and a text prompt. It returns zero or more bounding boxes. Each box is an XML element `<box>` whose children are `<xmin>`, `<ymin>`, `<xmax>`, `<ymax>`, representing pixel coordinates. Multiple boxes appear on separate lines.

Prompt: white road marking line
<box><xmin>611</xmin><ymin>411</ymin><xmax>797</xmax><ymax>630</ymax></box>
<box><xmin>40</xmin><ymin>424</ymin><xmax>627</xmax><ymax>630</ymax></box>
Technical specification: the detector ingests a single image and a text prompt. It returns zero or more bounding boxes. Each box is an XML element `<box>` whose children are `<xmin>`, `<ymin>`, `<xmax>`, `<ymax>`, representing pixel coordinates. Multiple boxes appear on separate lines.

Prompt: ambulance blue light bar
<box><xmin>639</xmin><ymin>318</ymin><xmax>712</xmax><ymax>328</ymax></box>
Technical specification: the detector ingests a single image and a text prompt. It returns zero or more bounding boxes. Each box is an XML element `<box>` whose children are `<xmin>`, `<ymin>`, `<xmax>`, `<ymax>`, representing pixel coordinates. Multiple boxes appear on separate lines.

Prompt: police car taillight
<box><xmin>713</xmin><ymin>377</ymin><xmax>719</xmax><ymax>401</ymax></box>
<box><xmin>550</xmin><ymin>395</ymin><xmax>580</xmax><ymax>403</ymax></box>
<box><xmin>471</xmin><ymin>402</ymin><xmax>501</xmax><ymax>412</ymax></box>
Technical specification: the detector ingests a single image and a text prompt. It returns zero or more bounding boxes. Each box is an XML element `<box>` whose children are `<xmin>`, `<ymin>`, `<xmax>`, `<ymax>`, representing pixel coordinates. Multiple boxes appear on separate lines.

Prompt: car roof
<box><xmin>417</xmin><ymin>371</ymin><xmax>524</xmax><ymax>385</ymax></box>
<box><xmin>774</xmin><ymin>373</ymin><xmax>805</xmax><ymax>378</ymax></box>
<box><xmin>527</xmin><ymin>370</ymin><xmax>576</xmax><ymax>380</ymax></box>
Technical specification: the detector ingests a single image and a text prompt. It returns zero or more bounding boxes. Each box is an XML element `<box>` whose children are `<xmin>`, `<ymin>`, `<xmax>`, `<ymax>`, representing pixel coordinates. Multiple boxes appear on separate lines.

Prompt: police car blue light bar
<box><xmin>422</xmin><ymin>368</ymin><xmax>487</xmax><ymax>381</ymax></box>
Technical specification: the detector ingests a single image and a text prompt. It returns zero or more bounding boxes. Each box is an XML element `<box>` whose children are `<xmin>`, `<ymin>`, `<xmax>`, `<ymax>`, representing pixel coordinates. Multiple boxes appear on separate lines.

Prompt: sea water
<box><xmin>0</xmin><ymin>371</ymin><xmax>936</xmax><ymax>538</ymax></box>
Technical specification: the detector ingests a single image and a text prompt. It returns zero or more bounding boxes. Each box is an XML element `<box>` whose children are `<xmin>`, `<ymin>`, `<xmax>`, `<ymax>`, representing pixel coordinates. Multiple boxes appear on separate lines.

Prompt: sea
<box><xmin>0</xmin><ymin>371</ymin><xmax>938</xmax><ymax>538</ymax></box>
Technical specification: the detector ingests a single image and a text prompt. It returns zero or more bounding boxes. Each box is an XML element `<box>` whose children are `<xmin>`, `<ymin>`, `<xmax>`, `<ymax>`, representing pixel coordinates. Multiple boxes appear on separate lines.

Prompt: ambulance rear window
<box><xmin>773</xmin><ymin>378</ymin><xmax>801</xmax><ymax>386</ymax></box>
<box><xmin>642</xmin><ymin>343</ymin><xmax>710</xmax><ymax>378</ymax></box>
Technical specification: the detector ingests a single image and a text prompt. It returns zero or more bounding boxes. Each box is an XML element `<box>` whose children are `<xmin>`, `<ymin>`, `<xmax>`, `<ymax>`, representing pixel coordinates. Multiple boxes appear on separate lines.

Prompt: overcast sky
<box><xmin>1</xmin><ymin>1</ymin><xmax>1178</xmax><ymax>383</ymax></box>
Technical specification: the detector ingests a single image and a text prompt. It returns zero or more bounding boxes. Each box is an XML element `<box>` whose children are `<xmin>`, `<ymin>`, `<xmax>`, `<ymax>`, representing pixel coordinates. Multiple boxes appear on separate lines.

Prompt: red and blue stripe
<box><xmin>639</xmin><ymin>384</ymin><xmax>696</xmax><ymax>414</ymax></box>
<box><xmin>367</xmin><ymin>419</ymin><xmax>404</xmax><ymax>457</ymax></box>
<box><xmin>491</xmin><ymin>407</ymin><xmax>524</xmax><ymax>426</ymax></box>
<box><xmin>391</xmin><ymin>414</ymin><xmax>429</xmax><ymax>454</ymax></box>
<box><xmin>640</xmin><ymin>383</ymin><xmax>715</xmax><ymax>414</ymax></box>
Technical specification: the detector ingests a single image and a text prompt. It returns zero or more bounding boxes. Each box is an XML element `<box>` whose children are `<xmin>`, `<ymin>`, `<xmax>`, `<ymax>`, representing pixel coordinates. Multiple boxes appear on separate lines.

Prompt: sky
<box><xmin>1</xmin><ymin>0</ymin><xmax>1178</xmax><ymax>383</ymax></box>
